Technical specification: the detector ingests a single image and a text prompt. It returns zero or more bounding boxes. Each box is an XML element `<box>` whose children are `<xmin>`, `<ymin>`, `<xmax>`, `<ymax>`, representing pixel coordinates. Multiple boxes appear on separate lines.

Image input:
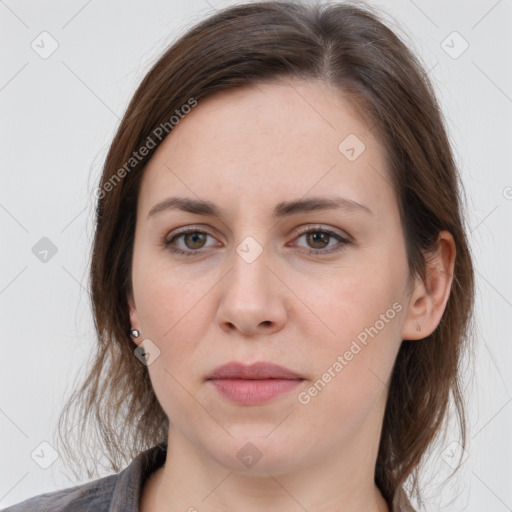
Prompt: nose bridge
<box><xmin>224</xmin><ymin>212</ymin><xmax>272</xmax><ymax>279</ymax></box>
<box><xmin>216</xmin><ymin>229</ymin><xmax>287</xmax><ymax>334</ymax></box>
<box><xmin>229</xmin><ymin>233</ymin><xmax>272</xmax><ymax>296</ymax></box>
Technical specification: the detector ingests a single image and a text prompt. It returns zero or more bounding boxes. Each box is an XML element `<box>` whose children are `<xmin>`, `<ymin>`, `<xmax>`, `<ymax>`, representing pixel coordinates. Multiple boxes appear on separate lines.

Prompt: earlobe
<box><xmin>401</xmin><ymin>231</ymin><xmax>456</xmax><ymax>341</ymax></box>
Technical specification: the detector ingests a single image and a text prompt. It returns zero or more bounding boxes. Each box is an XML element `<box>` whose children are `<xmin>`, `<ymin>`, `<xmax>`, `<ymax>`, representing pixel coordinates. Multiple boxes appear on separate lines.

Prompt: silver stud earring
<box><xmin>130</xmin><ymin>329</ymin><xmax>140</xmax><ymax>338</ymax></box>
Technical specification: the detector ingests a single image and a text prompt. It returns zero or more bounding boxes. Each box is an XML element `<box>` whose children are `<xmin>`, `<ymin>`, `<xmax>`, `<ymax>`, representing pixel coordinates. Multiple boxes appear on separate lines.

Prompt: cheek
<box><xmin>296</xmin><ymin>268</ymin><xmax>403</xmax><ymax>406</ymax></box>
<box><xmin>297</xmin><ymin>311</ymin><xmax>401</xmax><ymax>443</ymax></box>
<box><xmin>298</xmin><ymin>263</ymin><xmax>403</xmax><ymax>345</ymax></box>
<box><xmin>138</xmin><ymin>277</ymin><xmax>210</xmax><ymax>427</ymax></box>
<box><xmin>134</xmin><ymin>255</ymin><xmax>212</xmax><ymax>340</ymax></box>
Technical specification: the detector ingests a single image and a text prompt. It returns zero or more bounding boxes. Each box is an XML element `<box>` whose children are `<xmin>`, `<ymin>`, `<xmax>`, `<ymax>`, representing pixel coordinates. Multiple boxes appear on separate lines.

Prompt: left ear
<box><xmin>401</xmin><ymin>230</ymin><xmax>456</xmax><ymax>340</ymax></box>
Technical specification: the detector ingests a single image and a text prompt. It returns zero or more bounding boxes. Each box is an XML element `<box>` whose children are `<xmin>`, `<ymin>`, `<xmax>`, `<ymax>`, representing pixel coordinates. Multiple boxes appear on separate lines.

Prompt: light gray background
<box><xmin>1</xmin><ymin>0</ymin><xmax>511</xmax><ymax>510</ymax></box>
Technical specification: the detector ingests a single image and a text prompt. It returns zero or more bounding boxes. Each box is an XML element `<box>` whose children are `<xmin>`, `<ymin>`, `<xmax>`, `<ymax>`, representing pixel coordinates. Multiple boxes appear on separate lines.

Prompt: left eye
<box><xmin>294</xmin><ymin>228</ymin><xmax>350</xmax><ymax>254</ymax></box>
<box><xmin>163</xmin><ymin>226</ymin><xmax>351</xmax><ymax>257</ymax></box>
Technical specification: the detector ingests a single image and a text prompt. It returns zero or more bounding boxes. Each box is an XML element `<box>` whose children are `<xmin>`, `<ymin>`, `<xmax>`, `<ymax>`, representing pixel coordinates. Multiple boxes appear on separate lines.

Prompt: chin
<box><xmin>207</xmin><ymin>431</ymin><xmax>305</xmax><ymax>476</ymax></box>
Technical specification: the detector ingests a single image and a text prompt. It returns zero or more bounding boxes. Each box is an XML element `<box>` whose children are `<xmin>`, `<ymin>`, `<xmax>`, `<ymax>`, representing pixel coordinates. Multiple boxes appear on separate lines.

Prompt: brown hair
<box><xmin>56</xmin><ymin>0</ymin><xmax>475</xmax><ymax>508</ymax></box>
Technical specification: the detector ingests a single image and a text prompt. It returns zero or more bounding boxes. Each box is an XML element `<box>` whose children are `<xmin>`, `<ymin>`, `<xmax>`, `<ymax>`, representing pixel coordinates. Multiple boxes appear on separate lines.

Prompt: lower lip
<box><xmin>209</xmin><ymin>378</ymin><xmax>303</xmax><ymax>405</ymax></box>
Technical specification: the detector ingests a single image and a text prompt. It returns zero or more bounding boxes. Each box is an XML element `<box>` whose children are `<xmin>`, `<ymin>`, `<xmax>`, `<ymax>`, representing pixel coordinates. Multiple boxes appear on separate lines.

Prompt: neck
<box><xmin>142</xmin><ymin>418</ymin><xmax>390</xmax><ymax>512</ymax></box>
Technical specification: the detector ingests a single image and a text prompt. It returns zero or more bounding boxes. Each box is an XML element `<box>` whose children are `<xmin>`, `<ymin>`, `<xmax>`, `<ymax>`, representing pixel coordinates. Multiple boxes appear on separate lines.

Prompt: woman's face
<box><xmin>128</xmin><ymin>78</ymin><xmax>418</xmax><ymax>475</ymax></box>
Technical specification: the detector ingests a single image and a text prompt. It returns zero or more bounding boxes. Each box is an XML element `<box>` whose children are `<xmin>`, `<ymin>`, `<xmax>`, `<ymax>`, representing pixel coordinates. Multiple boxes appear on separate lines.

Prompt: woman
<box><xmin>5</xmin><ymin>1</ymin><xmax>474</xmax><ymax>511</ymax></box>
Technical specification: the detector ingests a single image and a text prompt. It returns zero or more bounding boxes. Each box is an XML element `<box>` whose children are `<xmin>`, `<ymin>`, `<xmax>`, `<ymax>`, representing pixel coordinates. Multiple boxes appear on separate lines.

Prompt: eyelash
<box><xmin>162</xmin><ymin>225</ymin><xmax>351</xmax><ymax>257</ymax></box>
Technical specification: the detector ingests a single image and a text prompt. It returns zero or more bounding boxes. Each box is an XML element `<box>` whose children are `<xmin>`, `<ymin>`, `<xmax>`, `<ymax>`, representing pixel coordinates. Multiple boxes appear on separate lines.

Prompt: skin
<box><xmin>128</xmin><ymin>78</ymin><xmax>456</xmax><ymax>512</ymax></box>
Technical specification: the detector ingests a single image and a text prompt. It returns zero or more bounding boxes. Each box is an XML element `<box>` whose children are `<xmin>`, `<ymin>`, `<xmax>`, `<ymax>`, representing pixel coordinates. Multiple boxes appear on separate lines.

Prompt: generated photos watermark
<box><xmin>297</xmin><ymin>301</ymin><xmax>403</xmax><ymax>405</ymax></box>
<box><xmin>94</xmin><ymin>97</ymin><xmax>198</xmax><ymax>200</ymax></box>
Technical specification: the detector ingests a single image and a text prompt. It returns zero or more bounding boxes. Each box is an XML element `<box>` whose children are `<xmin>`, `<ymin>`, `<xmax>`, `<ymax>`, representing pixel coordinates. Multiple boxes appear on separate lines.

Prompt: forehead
<box><xmin>138</xmin><ymin>79</ymin><xmax>393</xmax><ymax>219</ymax></box>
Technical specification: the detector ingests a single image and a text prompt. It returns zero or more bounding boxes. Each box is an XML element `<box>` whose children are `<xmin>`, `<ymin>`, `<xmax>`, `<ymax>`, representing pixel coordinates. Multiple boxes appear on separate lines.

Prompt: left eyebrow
<box><xmin>146</xmin><ymin>195</ymin><xmax>373</xmax><ymax>221</ymax></box>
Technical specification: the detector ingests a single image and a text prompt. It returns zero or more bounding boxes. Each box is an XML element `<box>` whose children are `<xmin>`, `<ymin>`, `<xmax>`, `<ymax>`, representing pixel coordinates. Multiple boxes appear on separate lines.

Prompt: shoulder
<box><xmin>1</xmin><ymin>473</ymin><xmax>118</xmax><ymax>512</ymax></box>
<box><xmin>2</xmin><ymin>443</ymin><xmax>168</xmax><ymax>512</ymax></box>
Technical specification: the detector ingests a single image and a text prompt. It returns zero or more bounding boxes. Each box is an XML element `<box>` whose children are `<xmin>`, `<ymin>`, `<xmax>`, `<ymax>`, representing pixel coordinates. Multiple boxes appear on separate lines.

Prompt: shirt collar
<box><xmin>108</xmin><ymin>442</ymin><xmax>167</xmax><ymax>512</ymax></box>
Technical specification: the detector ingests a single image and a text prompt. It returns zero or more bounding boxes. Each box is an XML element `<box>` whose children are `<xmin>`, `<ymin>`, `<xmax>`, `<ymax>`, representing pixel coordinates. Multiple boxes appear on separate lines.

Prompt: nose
<box><xmin>216</xmin><ymin>241</ymin><xmax>288</xmax><ymax>337</ymax></box>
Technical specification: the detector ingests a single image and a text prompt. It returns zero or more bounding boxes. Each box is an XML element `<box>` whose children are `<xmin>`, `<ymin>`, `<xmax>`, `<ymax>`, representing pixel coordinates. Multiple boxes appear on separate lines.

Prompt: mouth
<box><xmin>206</xmin><ymin>361</ymin><xmax>305</xmax><ymax>405</ymax></box>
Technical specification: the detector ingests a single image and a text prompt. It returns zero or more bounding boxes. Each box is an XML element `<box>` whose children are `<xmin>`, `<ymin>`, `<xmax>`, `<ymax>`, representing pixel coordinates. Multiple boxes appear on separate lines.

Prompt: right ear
<box><xmin>127</xmin><ymin>291</ymin><xmax>141</xmax><ymax>345</ymax></box>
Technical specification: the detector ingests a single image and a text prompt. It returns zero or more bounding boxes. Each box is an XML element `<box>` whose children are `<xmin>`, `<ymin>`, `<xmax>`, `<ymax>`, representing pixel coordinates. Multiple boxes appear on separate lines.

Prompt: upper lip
<box><xmin>207</xmin><ymin>361</ymin><xmax>304</xmax><ymax>380</ymax></box>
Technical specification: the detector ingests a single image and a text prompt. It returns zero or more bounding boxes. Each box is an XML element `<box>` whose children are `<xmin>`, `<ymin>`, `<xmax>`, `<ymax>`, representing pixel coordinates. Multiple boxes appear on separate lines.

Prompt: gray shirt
<box><xmin>3</xmin><ymin>443</ymin><xmax>416</xmax><ymax>511</ymax></box>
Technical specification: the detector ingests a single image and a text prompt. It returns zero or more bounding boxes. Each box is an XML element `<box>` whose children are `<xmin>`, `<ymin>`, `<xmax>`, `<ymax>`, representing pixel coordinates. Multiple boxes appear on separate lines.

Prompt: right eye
<box><xmin>163</xmin><ymin>228</ymin><xmax>218</xmax><ymax>256</ymax></box>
